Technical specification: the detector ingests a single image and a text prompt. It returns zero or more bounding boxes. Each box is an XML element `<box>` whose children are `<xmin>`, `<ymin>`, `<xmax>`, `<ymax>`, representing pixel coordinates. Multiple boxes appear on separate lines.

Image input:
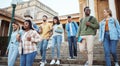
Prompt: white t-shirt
<box><xmin>52</xmin><ymin>24</ymin><xmax>63</xmax><ymax>37</ymax></box>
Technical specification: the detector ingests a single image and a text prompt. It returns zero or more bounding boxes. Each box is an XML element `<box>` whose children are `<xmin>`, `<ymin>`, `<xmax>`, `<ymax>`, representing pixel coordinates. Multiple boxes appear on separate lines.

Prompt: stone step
<box><xmin>1</xmin><ymin>60</ymin><xmax>119</xmax><ymax>66</ymax></box>
<box><xmin>15</xmin><ymin>62</ymin><xmax>105</xmax><ymax>66</ymax></box>
<box><xmin>0</xmin><ymin>57</ymin><xmax>120</xmax><ymax>66</ymax></box>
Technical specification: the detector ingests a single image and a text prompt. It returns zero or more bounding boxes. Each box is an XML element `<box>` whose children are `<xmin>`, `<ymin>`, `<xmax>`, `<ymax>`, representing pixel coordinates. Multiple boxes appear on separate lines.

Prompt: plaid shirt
<box><xmin>19</xmin><ymin>30</ymin><xmax>42</xmax><ymax>54</ymax></box>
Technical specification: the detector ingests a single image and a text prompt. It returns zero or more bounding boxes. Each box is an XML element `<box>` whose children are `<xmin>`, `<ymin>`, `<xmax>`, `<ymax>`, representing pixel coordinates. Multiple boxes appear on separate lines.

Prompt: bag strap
<box><xmin>114</xmin><ymin>19</ymin><xmax>117</xmax><ymax>27</ymax></box>
<box><xmin>88</xmin><ymin>16</ymin><xmax>93</xmax><ymax>22</ymax></box>
<box><xmin>85</xmin><ymin>16</ymin><xmax>93</xmax><ymax>30</ymax></box>
<box><xmin>80</xmin><ymin>16</ymin><xmax>93</xmax><ymax>23</ymax></box>
<box><xmin>72</xmin><ymin>22</ymin><xmax>77</xmax><ymax>32</ymax></box>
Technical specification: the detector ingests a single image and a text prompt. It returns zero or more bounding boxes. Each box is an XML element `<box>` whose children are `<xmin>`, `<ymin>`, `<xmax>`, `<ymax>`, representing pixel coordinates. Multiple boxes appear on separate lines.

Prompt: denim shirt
<box><xmin>7</xmin><ymin>30</ymin><xmax>19</xmax><ymax>50</ymax></box>
<box><xmin>99</xmin><ymin>17</ymin><xmax>120</xmax><ymax>42</ymax></box>
<box><xmin>65</xmin><ymin>22</ymin><xmax>78</xmax><ymax>37</ymax></box>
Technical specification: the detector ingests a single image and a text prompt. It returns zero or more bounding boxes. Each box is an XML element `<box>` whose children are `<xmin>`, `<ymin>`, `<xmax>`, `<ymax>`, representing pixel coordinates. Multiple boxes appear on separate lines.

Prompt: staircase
<box><xmin>0</xmin><ymin>34</ymin><xmax>120</xmax><ymax>66</ymax></box>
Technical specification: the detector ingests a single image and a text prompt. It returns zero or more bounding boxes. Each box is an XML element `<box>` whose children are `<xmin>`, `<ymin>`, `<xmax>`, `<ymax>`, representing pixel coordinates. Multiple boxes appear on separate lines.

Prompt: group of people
<box><xmin>6</xmin><ymin>6</ymin><xmax>120</xmax><ymax>66</ymax></box>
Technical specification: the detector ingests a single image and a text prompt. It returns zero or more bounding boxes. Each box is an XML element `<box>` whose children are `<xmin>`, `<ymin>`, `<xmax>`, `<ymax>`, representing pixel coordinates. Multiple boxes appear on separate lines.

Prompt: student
<box><xmin>77</xmin><ymin>6</ymin><xmax>99</xmax><ymax>66</ymax></box>
<box><xmin>17</xmin><ymin>20</ymin><xmax>42</xmax><ymax>66</ymax></box>
<box><xmin>50</xmin><ymin>16</ymin><xmax>63</xmax><ymax>65</ymax></box>
<box><xmin>24</xmin><ymin>15</ymin><xmax>39</xmax><ymax>32</ymax></box>
<box><xmin>6</xmin><ymin>22</ymin><xmax>20</xmax><ymax>66</ymax></box>
<box><xmin>65</xmin><ymin>16</ymin><xmax>78</xmax><ymax>59</ymax></box>
<box><xmin>99</xmin><ymin>8</ymin><xmax>120</xmax><ymax>66</ymax></box>
<box><xmin>39</xmin><ymin>15</ymin><xmax>52</xmax><ymax>66</ymax></box>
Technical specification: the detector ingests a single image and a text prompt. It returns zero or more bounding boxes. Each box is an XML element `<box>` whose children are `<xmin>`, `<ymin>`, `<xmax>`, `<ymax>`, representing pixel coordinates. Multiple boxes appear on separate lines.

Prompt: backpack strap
<box><xmin>72</xmin><ymin>22</ymin><xmax>77</xmax><ymax>32</ymax></box>
<box><xmin>114</xmin><ymin>18</ymin><xmax>117</xmax><ymax>27</ymax></box>
<box><xmin>85</xmin><ymin>16</ymin><xmax>93</xmax><ymax>30</ymax></box>
<box><xmin>88</xmin><ymin>16</ymin><xmax>93</xmax><ymax>22</ymax></box>
<box><xmin>80</xmin><ymin>18</ymin><xmax>83</xmax><ymax>23</ymax></box>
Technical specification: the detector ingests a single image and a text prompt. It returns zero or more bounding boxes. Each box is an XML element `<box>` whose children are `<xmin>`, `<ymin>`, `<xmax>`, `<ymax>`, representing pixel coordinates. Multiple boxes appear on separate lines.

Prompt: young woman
<box><xmin>17</xmin><ymin>20</ymin><xmax>42</xmax><ymax>66</ymax></box>
<box><xmin>50</xmin><ymin>16</ymin><xmax>63</xmax><ymax>65</ymax></box>
<box><xmin>6</xmin><ymin>22</ymin><xmax>20</xmax><ymax>66</ymax></box>
<box><xmin>99</xmin><ymin>8</ymin><xmax>120</xmax><ymax>66</ymax></box>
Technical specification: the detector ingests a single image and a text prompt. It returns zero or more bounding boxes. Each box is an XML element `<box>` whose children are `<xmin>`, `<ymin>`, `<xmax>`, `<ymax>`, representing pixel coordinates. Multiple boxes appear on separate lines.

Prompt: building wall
<box><xmin>4</xmin><ymin>0</ymin><xmax>58</xmax><ymax>20</ymax></box>
<box><xmin>0</xmin><ymin>20</ymin><xmax>9</xmax><ymax>36</ymax></box>
<box><xmin>78</xmin><ymin>0</ymin><xmax>120</xmax><ymax>22</ymax></box>
<box><xmin>95</xmin><ymin>0</ymin><xmax>109</xmax><ymax>21</ymax></box>
<box><xmin>115</xmin><ymin>0</ymin><xmax>120</xmax><ymax>21</ymax></box>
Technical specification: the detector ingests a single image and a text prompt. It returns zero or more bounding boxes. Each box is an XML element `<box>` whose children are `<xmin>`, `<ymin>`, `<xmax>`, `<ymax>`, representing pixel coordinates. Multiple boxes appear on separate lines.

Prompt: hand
<box><xmin>46</xmin><ymin>37</ymin><xmax>50</xmax><ymax>40</ymax></box>
<box><xmin>86</xmin><ymin>22</ymin><xmax>91</xmax><ymax>26</ymax></box>
<box><xmin>27</xmin><ymin>37</ymin><xmax>31</xmax><ymax>41</ymax></box>
<box><xmin>76</xmin><ymin>37</ymin><xmax>78</xmax><ymax>40</ymax></box>
<box><xmin>5</xmin><ymin>50</ymin><xmax>8</xmax><ymax>55</ymax></box>
<box><xmin>16</xmin><ymin>34</ymin><xmax>21</xmax><ymax>42</ymax></box>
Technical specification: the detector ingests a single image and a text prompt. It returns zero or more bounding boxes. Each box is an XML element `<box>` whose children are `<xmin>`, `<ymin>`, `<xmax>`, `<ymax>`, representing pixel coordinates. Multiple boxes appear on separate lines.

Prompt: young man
<box><xmin>39</xmin><ymin>15</ymin><xmax>52</xmax><ymax>66</ymax></box>
<box><xmin>65</xmin><ymin>16</ymin><xmax>78</xmax><ymax>59</ymax></box>
<box><xmin>77</xmin><ymin>7</ymin><xmax>99</xmax><ymax>66</ymax></box>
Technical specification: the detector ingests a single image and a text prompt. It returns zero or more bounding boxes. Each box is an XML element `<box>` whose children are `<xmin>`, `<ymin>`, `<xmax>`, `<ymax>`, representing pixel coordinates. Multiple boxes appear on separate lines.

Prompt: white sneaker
<box><xmin>45</xmin><ymin>60</ymin><xmax>47</xmax><ymax>64</ymax></box>
<box><xmin>40</xmin><ymin>62</ymin><xmax>45</xmax><ymax>66</ymax></box>
<box><xmin>115</xmin><ymin>62</ymin><xmax>119</xmax><ymax>66</ymax></box>
<box><xmin>84</xmin><ymin>61</ymin><xmax>88</xmax><ymax>66</ymax></box>
<box><xmin>50</xmin><ymin>59</ymin><xmax>55</xmax><ymax>65</ymax></box>
<box><xmin>39</xmin><ymin>60</ymin><xmax>47</xmax><ymax>64</ymax></box>
<box><xmin>56</xmin><ymin>60</ymin><xmax>60</xmax><ymax>65</ymax></box>
<box><xmin>39</xmin><ymin>61</ymin><xmax>42</xmax><ymax>63</ymax></box>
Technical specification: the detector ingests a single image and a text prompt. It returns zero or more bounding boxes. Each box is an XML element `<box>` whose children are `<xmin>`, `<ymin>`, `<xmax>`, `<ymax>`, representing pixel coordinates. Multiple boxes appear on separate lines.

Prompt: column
<box><xmin>89</xmin><ymin>0</ymin><xmax>95</xmax><ymax>16</ymax></box>
<box><xmin>0</xmin><ymin>19</ymin><xmax>2</xmax><ymax>36</ymax></box>
<box><xmin>108</xmin><ymin>0</ymin><xmax>117</xmax><ymax>19</ymax></box>
<box><xmin>0</xmin><ymin>19</ymin><xmax>2</xmax><ymax>29</ymax></box>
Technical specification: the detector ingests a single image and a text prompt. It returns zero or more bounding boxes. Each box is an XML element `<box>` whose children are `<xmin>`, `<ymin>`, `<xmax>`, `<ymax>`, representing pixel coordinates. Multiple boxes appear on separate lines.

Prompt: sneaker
<box><xmin>40</xmin><ymin>62</ymin><xmax>45</xmax><ymax>66</ymax></box>
<box><xmin>39</xmin><ymin>60</ymin><xmax>47</xmax><ymax>64</ymax></box>
<box><xmin>73</xmin><ymin>56</ymin><xmax>77</xmax><ymax>59</ymax></box>
<box><xmin>115</xmin><ymin>62</ymin><xmax>119</xmax><ymax>66</ymax></box>
<box><xmin>39</xmin><ymin>61</ymin><xmax>42</xmax><ymax>63</ymax></box>
<box><xmin>67</xmin><ymin>57</ymin><xmax>75</xmax><ymax>60</ymax></box>
<box><xmin>45</xmin><ymin>60</ymin><xmax>47</xmax><ymax>64</ymax></box>
<box><xmin>50</xmin><ymin>59</ymin><xmax>55</xmax><ymax>65</ymax></box>
<box><xmin>56</xmin><ymin>60</ymin><xmax>60</xmax><ymax>65</ymax></box>
<box><xmin>84</xmin><ymin>61</ymin><xmax>88</xmax><ymax>66</ymax></box>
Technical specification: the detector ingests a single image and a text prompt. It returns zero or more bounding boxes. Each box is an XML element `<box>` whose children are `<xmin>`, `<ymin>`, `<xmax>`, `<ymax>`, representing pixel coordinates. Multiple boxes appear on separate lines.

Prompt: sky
<box><xmin>0</xmin><ymin>0</ymin><xmax>79</xmax><ymax>16</ymax></box>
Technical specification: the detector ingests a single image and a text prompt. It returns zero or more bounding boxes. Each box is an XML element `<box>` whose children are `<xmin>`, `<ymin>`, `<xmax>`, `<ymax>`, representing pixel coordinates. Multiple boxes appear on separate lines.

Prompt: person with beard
<box><xmin>39</xmin><ymin>15</ymin><xmax>53</xmax><ymax>66</ymax></box>
<box><xmin>77</xmin><ymin>6</ymin><xmax>99</xmax><ymax>66</ymax></box>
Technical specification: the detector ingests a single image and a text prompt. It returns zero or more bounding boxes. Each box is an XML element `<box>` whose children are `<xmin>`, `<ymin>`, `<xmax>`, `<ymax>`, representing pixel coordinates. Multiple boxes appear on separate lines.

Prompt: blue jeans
<box><xmin>20</xmin><ymin>51</ymin><xmax>37</xmax><ymax>66</ymax></box>
<box><xmin>103</xmin><ymin>32</ymin><xmax>118</xmax><ymax>66</ymax></box>
<box><xmin>51</xmin><ymin>35</ymin><xmax>62</xmax><ymax>59</ymax></box>
<box><xmin>8</xmin><ymin>44</ymin><xmax>18</xmax><ymax>66</ymax></box>
<box><xmin>39</xmin><ymin>39</ymin><xmax>48</xmax><ymax>62</ymax></box>
<box><xmin>68</xmin><ymin>36</ymin><xmax>77</xmax><ymax>58</ymax></box>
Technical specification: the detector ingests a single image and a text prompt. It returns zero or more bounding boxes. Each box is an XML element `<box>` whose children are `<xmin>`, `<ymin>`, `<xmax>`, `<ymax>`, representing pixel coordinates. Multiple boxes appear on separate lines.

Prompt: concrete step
<box><xmin>0</xmin><ymin>57</ymin><xmax>120</xmax><ymax>66</ymax></box>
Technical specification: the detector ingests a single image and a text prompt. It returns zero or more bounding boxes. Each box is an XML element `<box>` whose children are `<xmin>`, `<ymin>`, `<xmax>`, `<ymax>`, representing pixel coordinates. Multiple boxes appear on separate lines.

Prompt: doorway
<box><xmin>115</xmin><ymin>0</ymin><xmax>120</xmax><ymax>22</ymax></box>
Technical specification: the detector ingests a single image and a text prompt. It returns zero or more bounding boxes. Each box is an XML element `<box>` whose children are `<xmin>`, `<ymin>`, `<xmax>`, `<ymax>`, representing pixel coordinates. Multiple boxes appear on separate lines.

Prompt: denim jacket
<box><xmin>7</xmin><ymin>30</ymin><xmax>19</xmax><ymax>50</ymax></box>
<box><xmin>99</xmin><ymin>17</ymin><xmax>120</xmax><ymax>42</ymax></box>
<box><xmin>65</xmin><ymin>22</ymin><xmax>78</xmax><ymax>37</ymax></box>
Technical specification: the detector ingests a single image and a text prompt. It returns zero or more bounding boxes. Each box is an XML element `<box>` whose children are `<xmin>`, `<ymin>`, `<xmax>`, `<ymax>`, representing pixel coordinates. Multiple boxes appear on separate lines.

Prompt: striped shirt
<box><xmin>19</xmin><ymin>29</ymin><xmax>42</xmax><ymax>54</ymax></box>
